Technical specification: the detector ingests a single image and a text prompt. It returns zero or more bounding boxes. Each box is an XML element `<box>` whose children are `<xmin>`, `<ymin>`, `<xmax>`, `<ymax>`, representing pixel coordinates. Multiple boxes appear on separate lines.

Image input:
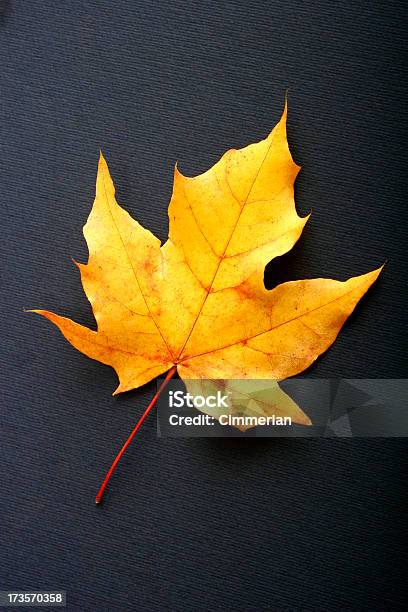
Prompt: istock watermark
<box><xmin>168</xmin><ymin>389</ymin><xmax>230</xmax><ymax>409</ymax></box>
<box><xmin>168</xmin><ymin>387</ymin><xmax>291</xmax><ymax>427</ymax></box>
<box><xmin>156</xmin><ymin>378</ymin><xmax>408</xmax><ymax>438</ymax></box>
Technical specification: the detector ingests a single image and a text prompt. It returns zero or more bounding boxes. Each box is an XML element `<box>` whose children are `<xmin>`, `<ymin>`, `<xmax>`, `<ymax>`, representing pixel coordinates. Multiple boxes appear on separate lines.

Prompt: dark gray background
<box><xmin>1</xmin><ymin>1</ymin><xmax>406</xmax><ymax>611</ymax></box>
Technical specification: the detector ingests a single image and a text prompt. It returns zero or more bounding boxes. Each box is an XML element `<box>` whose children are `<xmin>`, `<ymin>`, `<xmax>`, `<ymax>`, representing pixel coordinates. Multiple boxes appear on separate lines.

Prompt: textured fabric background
<box><xmin>1</xmin><ymin>2</ymin><xmax>406</xmax><ymax>611</ymax></box>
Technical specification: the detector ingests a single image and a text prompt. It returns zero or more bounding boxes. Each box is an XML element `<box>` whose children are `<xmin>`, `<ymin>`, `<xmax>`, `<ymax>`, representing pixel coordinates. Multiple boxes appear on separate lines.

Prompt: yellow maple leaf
<box><xmin>31</xmin><ymin>103</ymin><xmax>382</xmax><ymax>501</ymax></box>
<box><xmin>32</xmin><ymin>103</ymin><xmax>381</xmax><ymax>388</ymax></box>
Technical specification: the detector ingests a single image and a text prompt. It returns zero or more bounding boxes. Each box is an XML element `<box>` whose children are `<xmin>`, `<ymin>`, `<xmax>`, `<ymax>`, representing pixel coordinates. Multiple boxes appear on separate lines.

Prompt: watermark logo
<box><xmin>157</xmin><ymin>378</ymin><xmax>408</xmax><ymax>438</ymax></box>
<box><xmin>168</xmin><ymin>389</ymin><xmax>230</xmax><ymax>409</ymax></box>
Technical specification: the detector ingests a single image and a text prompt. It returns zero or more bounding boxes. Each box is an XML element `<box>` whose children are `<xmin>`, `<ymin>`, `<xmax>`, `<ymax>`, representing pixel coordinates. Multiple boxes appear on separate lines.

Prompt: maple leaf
<box><xmin>31</xmin><ymin>103</ymin><xmax>382</xmax><ymax>501</ymax></box>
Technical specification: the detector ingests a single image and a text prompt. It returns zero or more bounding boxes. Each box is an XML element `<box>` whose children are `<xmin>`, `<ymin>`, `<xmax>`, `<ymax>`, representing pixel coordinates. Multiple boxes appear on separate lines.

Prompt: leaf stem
<box><xmin>95</xmin><ymin>366</ymin><xmax>177</xmax><ymax>504</ymax></box>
